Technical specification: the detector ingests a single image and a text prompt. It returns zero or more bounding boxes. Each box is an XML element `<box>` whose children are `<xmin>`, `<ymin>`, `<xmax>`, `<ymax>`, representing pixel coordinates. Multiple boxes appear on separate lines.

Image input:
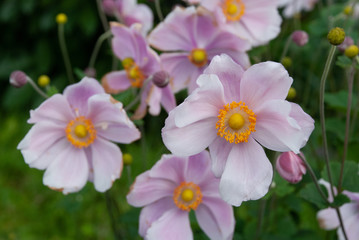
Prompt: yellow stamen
<box><xmin>216</xmin><ymin>101</ymin><xmax>256</xmax><ymax>144</ymax></box>
<box><xmin>222</xmin><ymin>0</ymin><xmax>245</xmax><ymax>22</ymax></box>
<box><xmin>173</xmin><ymin>182</ymin><xmax>202</xmax><ymax>211</ymax></box>
<box><xmin>66</xmin><ymin>116</ymin><xmax>96</xmax><ymax>148</ymax></box>
<box><xmin>122</xmin><ymin>57</ymin><xmax>135</xmax><ymax>69</ymax></box>
<box><xmin>125</xmin><ymin>63</ymin><xmax>146</xmax><ymax>88</ymax></box>
<box><xmin>188</xmin><ymin>48</ymin><xmax>208</xmax><ymax>67</ymax></box>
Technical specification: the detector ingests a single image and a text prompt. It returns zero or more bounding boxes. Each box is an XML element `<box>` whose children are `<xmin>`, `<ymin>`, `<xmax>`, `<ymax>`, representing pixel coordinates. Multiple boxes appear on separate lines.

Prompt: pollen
<box><xmin>122</xmin><ymin>57</ymin><xmax>135</xmax><ymax>69</ymax></box>
<box><xmin>173</xmin><ymin>182</ymin><xmax>202</xmax><ymax>211</ymax></box>
<box><xmin>188</xmin><ymin>48</ymin><xmax>208</xmax><ymax>67</ymax></box>
<box><xmin>125</xmin><ymin>63</ymin><xmax>146</xmax><ymax>88</ymax></box>
<box><xmin>216</xmin><ymin>101</ymin><xmax>256</xmax><ymax>144</ymax></box>
<box><xmin>222</xmin><ymin>0</ymin><xmax>245</xmax><ymax>22</ymax></box>
<box><xmin>66</xmin><ymin>116</ymin><xmax>96</xmax><ymax>148</ymax></box>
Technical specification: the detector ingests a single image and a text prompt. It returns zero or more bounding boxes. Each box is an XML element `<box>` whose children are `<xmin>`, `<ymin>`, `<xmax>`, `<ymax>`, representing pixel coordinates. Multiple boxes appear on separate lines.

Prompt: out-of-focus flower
<box><xmin>291</xmin><ymin>30</ymin><xmax>309</xmax><ymax>46</ymax></box>
<box><xmin>127</xmin><ymin>150</ymin><xmax>235</xmax><ymax>240</ymax></box>
<box><xmin>123</xmin><ymin>153</ymin><xmax>133</xmax><ymax>165</ymax></box>
<box><xmin>344</xmin><ymin>45</ymin><xmax>359</xmax><ymax>58</ymax></box>
<box><xmin>338</xmin><ymin>36</ymin><xmax>354</xmax><ymax>53</ymax></box>
<box><xmin>10</xmin><ymin>70</ymin><xmax>28</xmax><ymax>88</ymax></box>
<box><xmin>278</xmin><ymin>0</ymin><xmax>318</xmax><ymax>18</ymax></box>
<box><xmin>149</xmin><ymin>6</ymin><xmax>251</xmax><ymax>93</ymax></box>
<box><xmin>287</xmin><ymin>87</ymin><xmax>296</xmax><ymax>100</ymax></box>
<box><xmin>343</xmin><ymin>5</ymin><xmax>353</xmax><ymax>16</ymax></box>
<box><xmin>276</xmin><ymin>151</ymin><xmax>306</xmax><ymax>183</ymax></box>
<box><xmin>102</xmin><ymin>0</ymin><xmax>153</xmax><ymax>35</ymax></box>
<box><xmin>102</xmin><ymin>23</ymin><xmax>176</xmax><ymax>119</ymax></box>
<box><xmin>162</xmin><ymin>54</ymin><xmax>314</xmax><ymax>206</ymax></box>
<box><xmin>84</xmin><ymin>67</ymin><xmax>96</xmax><ymax>78</ymax></box>
<box><xmin>56</xmin><ymin>13</ymin><xmax>68</xmax><ymax>24</ymax></box>
<box><xmin>38</xmin><ymin>75</ymin><xmax>50</xmax><ymax>88</ymax></box>
<box><xmin>281</xmin><ymin>56</ymin><xmax>292</xmax><ymax>69</ymax></box>
<box><xmin>327</xmin><ymin>27</ymin><xmax>345</xmax><ymax>46</ymax></box>
<box><xmin>317</xmin><ymin>180</ymin><xmax>359</xmax><ymax>240</ymax></box>
<box><xmin>197</xmin><ymin>0</ymin><xmax>282</xmax><ymax>46</ymax></box>
<box><xmin>17</xmin><ymin>77</ymin><xmax>141</xmax><ymax>194</ymax></box>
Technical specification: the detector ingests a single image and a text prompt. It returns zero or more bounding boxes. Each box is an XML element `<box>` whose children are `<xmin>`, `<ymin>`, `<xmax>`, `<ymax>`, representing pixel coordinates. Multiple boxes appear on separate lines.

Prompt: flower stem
<box><xmin>105</xmin><ymin>191</ymin><xmax>123</xmax><ymax>240</ymax></box>
<box><xmin>280</xmin><ymin>35</ymin><xmax>291</xmax><ymax>61</ymax></box>
<box><xmin>27</xmin><ymin>77</ymin><xmax>48</xmax><ymax>99</ymax></box>
<box><xmin>155</xmin><ymin>0</ymin><xmax>164</xmax><ymax>22</ymax></box>
<box><xmin>88</xmin><ymin>31</ymin><xmax>112</xmax><ymax>69</ymax></box>
<box><xmin>58</xmin><ymin>24</ymin><xmax>74</xmax><ymax>83</ymax></box>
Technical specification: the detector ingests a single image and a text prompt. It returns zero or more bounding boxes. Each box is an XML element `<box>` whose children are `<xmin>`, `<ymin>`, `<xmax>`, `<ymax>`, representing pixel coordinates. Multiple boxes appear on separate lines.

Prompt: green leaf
<box><xmin>321</xmin><ymin>161</ymin><xmax>359</xmax><ymax>192</ymax></box>
<box><xmin>325</xmin><ymin>90</ymin><xmax>357</xmax><ymax>111</ymax></box>
<box><xmin>273</xmin><ymin>173</ymin><xmax>295</xmax><ymax>197</ymax></box>
<box><xmin>300</xmin><ymin>183</ymin><xmax>329</xmax><ymax>209</ymax></box>
<box><xmin>331</xmin><ymin>193</ymin><xmax>351</xmax><ymax>207</ymax></box>
<box><xmin>336</xmin><ymin>55</ymin><xmax>352</xmax><ymax>68</ymax></box>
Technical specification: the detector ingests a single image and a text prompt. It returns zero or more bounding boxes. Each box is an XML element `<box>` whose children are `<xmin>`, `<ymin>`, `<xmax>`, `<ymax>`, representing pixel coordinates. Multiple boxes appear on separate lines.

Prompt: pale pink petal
<box><xmin>140</xmin><ymin>49</ymin><xmax>161</xmax><ymax>76</ymax></box>
<box><xmin>162</xmin><ymin>110</ymin><xmax>218</xmax><ymax>156</ymax></box>
<box><xmin>184</xmin><ymin>151</ymin><xmax>213</xmax><ymax>185</ymax></box>
<box><xmin>91</xmin><ymin>138</ymin><xmax>123</xmax><ymax>192</ymax></box>
<box><xmin>219</xmin><ymin>138</ymin><xmax>273</xmax><ymax>206</ymax></box>
<box><xmin>132</xmin><ymin>81</ymin><xmax>153</xmax><ymax>120</ymax></box>
<box><xmin>207</xmin><ymin>50</ymin><xmax>250</xmax><ymax>70</ymax></box>
<box><xmin>28</xmin><ymin>94</ymin><xmax>74</xmax><ymax>124</ymax></box>
<box><xmin>63</xmin><ymin>77</ymin><xmax>105</xmax><ymax>116</ymax></box>
<box><xmin>43</xmin><ymin>144</ymin><xmax>89</xmax><ymax>194</ymax></box>
<box><xmin>174</xmin><ymin>74</ymin><xmax>225</xmax><ymax>128</ymax></box>
<box><xmin>149</xmin><ymin>154</ymin><xmax>186</xmax><ymax>184</ymax></box>
<box><xmin>123</xmin><ymin>3</ymin><xmax>153</xmax><ymax>35</ymax></box>
<box><xmin>240</xmin><ymin>61</ymin><xmax>293</xmax><ymax>109</ymax></box>
<box><xmin>338</xmin><ymin>209</ymin><xmax>359</xmax><ymax>240</ymax></box>
<box><xmin>195</xmin><ymin>196</ymin><xmax>235</xmax><ymax>240</ymax></box>
<box><xmin>208</xmin><ymin>137</ymin><xmax>234</xmax><ymax>177</ymax></box>
<box><xmin>317</xmin><ymin>208</ymin><xmax>340</xmax><ymax>230</ymax></box>
<box><xmin>147</xmin><ymin>84</ymin><xmax>162</xmax><ymax>116</ymax></box>
<box><xmin>160</xmin><ymin>85</ymin><xmax>176</xmax><ymax>113</ymax></box>
<box><xmin>146</xmin><ymin>208</ymin><xmax>193</xmax><ymax>240</ymax></box>
<box><xmin>253</xmin><ymin>100</ymin><xmax>313</xmax><ymax>154</ymax></box>
<box><xmin>102</xmin><ymin>71</ymin><xmax>131</xmax><ymax>94</ymax></box>
<box><xmin>139</xmin><ymin>197</ymin><xmax>175</xmax><ymax>237</ymax></box>
<box><xmin>17</xmin><ymin>121</ymin><xmax>66</xmax><ymax>167</ymax></box>
<box><xmin>127</xmin><ymin>171</ymin><xmax>175</xmax><ymax>207</ymax></box>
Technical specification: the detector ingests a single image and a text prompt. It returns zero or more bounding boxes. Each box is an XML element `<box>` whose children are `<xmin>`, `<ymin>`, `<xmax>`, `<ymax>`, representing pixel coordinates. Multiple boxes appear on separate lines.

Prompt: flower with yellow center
<box><xmin>216</xmin><ymin>101</ymin><xmax>256</xmax><ymax>144</ymax></box>
<box><xmin>173</xmin><ymin>182</ymin><xmax>202</xmax><ymax>211</ymax></box>
<box><xmin>66</xmin><ymin>116</ymin><xmax>96</xmax><ymax>148</ymax></box>
<box><xmin>222</xmin><ymin>0</ymin><xmax>246</xmax><ymax>22</ymax></box>
<box><xmin>125</xmin><ymin>64</ymin><xmax>146</xmax><ymax>88</ymax></box>
<box><xmin>188</xmin><ymin>48</ymin><xmax>208</xmax><ymax>67</ymax></box>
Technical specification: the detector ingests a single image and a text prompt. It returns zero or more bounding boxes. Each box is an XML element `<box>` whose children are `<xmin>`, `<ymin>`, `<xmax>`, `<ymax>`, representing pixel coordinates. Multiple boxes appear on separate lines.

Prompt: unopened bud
<box><xmin>38</xmin><ymin>75</ymin><xmax>50</xmax><ymax>87</ymax></box>
<box><xmin>9</xmin><ymin>71</ymin><xmax>28</xmax><ymax>88</ymax></box>
<box><xmin>102</xmin><ymin>0</ymin><xmax>116</xmax><ymax>15</ymax></box>
<box><xmin>338</xmin><ymin>36</ymin><xmax>354</xmax><ymax>52</ymax></box>
<box><xmin>56</xmin><ymin>13</ymin><xmax>68</xmax><ymax>24</ymax></box>
<box><xmin>344</xmin><ymin>45</ymin><xmax>359</xmax><ymax>58</ymax></box>
<box><xmin>291</xmin><ymin>30</ymin><xmax>309</xmax><ymax>46</ymax></box>
<box><xmin>123</xmin><ymin>153</ymin><xmax>133</xmax><ymax>166</ymax></box>
<box><xmin>276</xmin><ymin>152</ymin><xmax>306</xmax><ymax>183</ymax></box>
<box><xmin>327</xmin><ymin>27</ymin><xmax>345</xmax><ymax>46</ymax></box>
<box><xmin>281</xmin><ymin>57</ymin><xmax>292</xmax><ymax>69</ymax></box>
<box><xmin>152</xmin><ymin>71</ymin><xmax>170</xmax><ymax>88</ymax></box>
<box><xmin>84</xmin><ymin>67</ymin><xmax>96</xmax><ymax>78</ymax></box>
<box><xmin>287</xmin><ymin>87</ymin><xmax>296</xmax><ymax>100</ymax></box>
<box><xmin>343</xmin><ymin>6</ymin><xmax>353</xmax><ymax>16</ymax></box>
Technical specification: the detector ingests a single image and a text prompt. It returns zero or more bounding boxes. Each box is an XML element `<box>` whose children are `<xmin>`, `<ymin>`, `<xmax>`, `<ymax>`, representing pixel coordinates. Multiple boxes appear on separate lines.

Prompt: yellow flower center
<box><xmin>216</xmin><ymin>101</ymin><xmax>256</xmax><ymax>144</ymax></box>
<box><xmin>66</xmin><ymin>116</ymin><xmax>96</xmax><ymax>148</ymax></box>
<box><xmin>222</xmin><ymin>0</ymin><xmax>245</xmax><ymax>22</ymax></box>
<box><xmin>122</xmin><ymin>57</ymin><xmax>135</xmax><ymax>69</ymax></box>
<box><xmin>121</xmin><ymin>57</ymin><xmax>146</xmax><ymax>88</ymax></box>
<box><xmin>173</xmin><ymin>182</ymin><xmax>202</xmax><ymax>211</ymax></box>
<box><xmin>188</xmin><ymin>48</ymin><xmax>208</xmax><ymax>67</ymax></box>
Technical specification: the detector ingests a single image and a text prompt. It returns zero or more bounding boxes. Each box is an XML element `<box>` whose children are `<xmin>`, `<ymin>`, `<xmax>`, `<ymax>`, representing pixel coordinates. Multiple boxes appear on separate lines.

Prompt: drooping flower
<box><xmin>102</xmin><ymin>0</ymin><xmax>153</xmax><ymax>35</ymax></box>
<box><xmin>17</xmin><ymin>77</ymin><xmax>141</xmax><ymax>194</ymax></box>
<box><xmin>317</xmin><ymin>180</ymin><xmax>359</xmax><ymax>240</ymax></box>
<box><xmin>148</xmin><ymin>6</ymin><xmax>251</xmax><ymax>93</ymax></box>
<box><xmin>276</xmin><ymin>151</ymin><xmax>306</xmax><ymax>183</ymax></box>
<box><xmin>127</xmin><ymin>150</ymin><xmax>235</xmax><ymax>240</ymax></box>
<box><xmin>102</xmin><ymin>23</ymin><xmax>176</xmax><ymax>119</ymax></box>
<box><xmin>278</xmin><ymin>0</ymin><xmax>318</xmax><ymax>18</ymax></box>
<box><xmin>162</xmin><ymin>54</ymin><xmax>314</xmax><ymax>206</ymax></box>
<box><xmin>197</xmin><ymin>0</ymin><xmax>282</xmax><ymax>46</ymax></box>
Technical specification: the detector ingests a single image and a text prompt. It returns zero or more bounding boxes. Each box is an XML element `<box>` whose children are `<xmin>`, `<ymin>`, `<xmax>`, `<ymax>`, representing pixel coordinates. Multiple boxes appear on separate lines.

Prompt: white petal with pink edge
<box><xmin>102</xmin><ymin>71</ymin><xmax>131</xmax><ymax>94</ymax></box>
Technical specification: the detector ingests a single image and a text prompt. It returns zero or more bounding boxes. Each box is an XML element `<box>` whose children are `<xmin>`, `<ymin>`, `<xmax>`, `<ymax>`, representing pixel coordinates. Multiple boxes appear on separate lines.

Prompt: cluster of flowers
<box><xmin>11</xmin><ymin>0</ymin><xmax>359</xmax><ymax>239</ymax></box>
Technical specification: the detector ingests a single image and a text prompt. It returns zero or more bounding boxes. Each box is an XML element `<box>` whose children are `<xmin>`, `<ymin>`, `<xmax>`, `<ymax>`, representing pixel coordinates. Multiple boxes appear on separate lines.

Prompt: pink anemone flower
<box><xmin>162</xmin><ymin>54</ymin><xmax>314</xmax><ymax>206</ymax></box>
<box><xmin>148</xmin><ymin>6</ymin><xmax>251</xmax><ymax>93</ymax></box>
<box><xmin>317</xmin><ymin>180</ymin><xmax>359</xmax><ymax>240</ymax></box>
<box><xmin>127</xmin><ymin>150</ymin><xmax>235</xmax><ymax>240</ymax></box>
<box><xmin>278</xmin><ymin>0</ymin><xmax>318</xmax><ymax>18</ymax></box>
<box><xmin>102</xmin><ymin>0</ymin><xmax>153</xmax><ymax>35</ymax></box>
<box><xmin>17</xmin><ymin>77</ymin><xmax>141</xmax><ymax>194</ymax></box>
<box><xmin>198</xmin><ymin>0</ymin><xmax>282</xmax><ymax>46</ymax></box>
<box><xmin>102</xmin><ymin>23</ymin><xmax>176</xmax><ymax>119</ymax></box>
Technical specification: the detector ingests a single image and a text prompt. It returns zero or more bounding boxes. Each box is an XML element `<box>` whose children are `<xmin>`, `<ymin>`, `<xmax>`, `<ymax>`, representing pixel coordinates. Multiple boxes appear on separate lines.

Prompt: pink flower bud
<box><xmin>102</xmin><ymin>0</ymin><xmax>116</xmax><ymax>15</ymax></box>
<box><xmin>84</xmin><ymin>67</ymin><xmax>96</xmax><ymax>78</ymax></box>
<box><xmin>9</xmin><ymin>70</ymin><xmax>28</xmax><ymax>88</ymax></box>
<box><xmin>338</xmin><ymin>36</ymin><xmax>354</xmax><ymax>53</ymax></box>
<box><xmin>276</xmin><ymin>151</ymin><xmax>306</xmax><ymax>183</ymax></box>
<box><xmin>152</xmin><ymin>71</ymin><xmax>170</xmax><ymax>88</ymax></box>
<box><xmin>291</xmin><ymin>30</ymin><xmax>309</xmax><ymax>46</ymax></box>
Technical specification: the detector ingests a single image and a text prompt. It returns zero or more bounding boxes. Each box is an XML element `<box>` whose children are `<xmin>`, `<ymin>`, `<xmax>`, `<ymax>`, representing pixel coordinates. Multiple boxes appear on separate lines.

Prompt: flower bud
<box><xmin>276</xmin><ymin>151</ymin><xmax>306</xmax><ymax>183</ymax></box>
<box><xmin>84</xmin><ymin>67</ymin><xmax>96</xmax><ymax>78</ymax></box>
<box><xmin>344</xmin><ymin>45</ymin><xmax>359</xmax><ymax>58</ymax></box>
<box><xmin>327</xmin><ymin>27</ymin><xmax>345</xmax><ymax>46</ymax></box>
<box><xmin>287</xmin><ymin>87</ymin><xmax>296</xmax><ymax>100</ymax></box>
<box><xmin>338</xmin><ymin>36</ymin><xmax>354</xmax><ymax>52</ymax></box>
<box><xmin>56</xmin><ymin>13</ymin><xmax>68</xmax><ymax>24</ymax></box>
<box><xmin>9</xmin><ymin>70</ymin><xmax>28</xmax><ymax>88</ymax></box>
<box><xmin>152</xmin><ymin>71</ymin><xmax>170</xmax><ymax>88</ymax></box>
<box><xmin>281</xmin><ymin>57</ymin><xmax>292</xmax><ymax>69</ymax></box>
<box><xmin>343</xmin><ymin>6</ymin><xmax>353</xmax><ymax>16</ymax></box>
<box><xmin>38</xmin><ymin>75</ymin><xmax>50</xmax><ymax>87</ymax></box>
<box><xmin>291</xmin><ymin>30</ymin><xmax>309</xmax><ymax>46</ymax></box>
<box><xmin>102</xmin><ymin>0</ymin><xmax>116</xmax><ymax>15</ymax></box>
<box><xmin>123</xmin><ymin>153</ymin><xmax>133</xmax><ymax>166</ymax></box>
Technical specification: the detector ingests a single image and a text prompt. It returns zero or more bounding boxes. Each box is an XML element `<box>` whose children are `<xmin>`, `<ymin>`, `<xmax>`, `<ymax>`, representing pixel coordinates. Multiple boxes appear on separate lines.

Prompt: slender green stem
<box><xmin>338</xmin><ymin>64</ymin><xmax>355</xmax><ymax>192</ymax></box>
<box><xmin>96</xmin><ymin>0</ymin><xmax>109</xmax><ymax>32</ymax></box>
<box><xmin>58</xmin><ymin>24</ymin><xmax>74</xmax><ymax>83</ymax></box>
<box><xmin>335</xmin><ymin>208</ymin><xmax>349</xmax><ymax>240</ymax></box>
<box><xmin>126</xmin><ymin>165</ymin><xmax>132</xmax><ymax>186</ymax></box>
<box><xmin>105</xmin><ymin>191</ymin><xmax>122</xmax><ymax>240</ymax></box>
<box><xmin>88</xmin><ymin>31</ymin><xmax>112</xmax><ymax>69</ymax></box>
<box><xmin>155</xmin><ymin>0</ymin><xmax>164</xmax><ymax>22</ymax></box>
<box><xmin>280</xmin><ymin>35</ymin><xmax>292</xmax><ymax>61</ymax></box>
<box><xmin>254</xmin><ymin>199</ymin><xmax>266</xmax><ymax>240</ymax></box>
<box><xmin>27</xmin><ymin>78</ymin><xmax>48</xmax><ymax>99</ymax></box>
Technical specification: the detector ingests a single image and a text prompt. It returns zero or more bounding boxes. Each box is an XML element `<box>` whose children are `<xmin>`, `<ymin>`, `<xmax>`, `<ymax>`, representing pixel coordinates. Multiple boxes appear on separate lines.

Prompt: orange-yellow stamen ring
<box><xmin>126</xmin><ymin>64</ymin><xmax>146</xmax><ymax>88</ymax></box>
<box><xmin>66</xmin><ymin>116</ymin><xmax>96</xmax><ymax>148</ymax></box>
<box><xmin>173</xmin><ymin>182</ymin><xmax>202</xmax><ymax>211</ymax></box>
<box><xmin>216</xmin><ymin>101</ymin><xmax>256</xmax><ymax>144</ymax></box>
<box><xmin>222</xmin><ymin>0</ymin><xmax>245</xmax><ymax>22</ymax></box>
<box><xmin>188</xmin><ymin>48</ymin><xmax>208</xmax><ymax>68</ymax></box>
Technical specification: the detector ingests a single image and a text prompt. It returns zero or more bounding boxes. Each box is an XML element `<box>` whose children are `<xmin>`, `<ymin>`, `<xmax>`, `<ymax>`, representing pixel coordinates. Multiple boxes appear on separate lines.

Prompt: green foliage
<box><xmin>300</xmin><ymin>183</ymin><xmax>329</xmax><ymax>209</ymax></box>
<box><xmin>321</xmin><ymin>161</ymin><xmax>359</xmax><ymax>192</ymax></box>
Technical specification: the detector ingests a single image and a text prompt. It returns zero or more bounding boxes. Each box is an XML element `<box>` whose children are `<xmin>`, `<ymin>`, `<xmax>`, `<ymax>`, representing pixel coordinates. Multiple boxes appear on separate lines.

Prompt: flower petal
<box><xmin>149</xmin><ymin>154</ymin><xmax>186</xmax><ymax>184</ymax></box>
<box><xmin>101</xmin><ymin>71</ymin><xmax>131</xmax><ymax>94</ymax></box>
<box><xmin>146</xmin><ymin>208</ymin><xmax>193</xmax><ymax>240</ymax></box>
<box><xmin>43</xmin><ymin>143</ymin><xmax>89</xmax><ymax>194</ymax></box>
<box><xmin>219</xmin><ymin>138</ymin><xmax>273</xmax><ymax>206</ymax></box>
<box><xmin>184</xmin><ymin>151</ymin><xmax>213</xmax><ymax>185</ymax></box>
<box><xmin>209</xmin><ymin>137</ymin><xmax>234</xmax><ymax>177</ymax></box>
<box><xmin>91</xmin><ymin>138</ymin><xmax>123</xmax><ymax>192</ymax></box>
<box><xmin>195</xmin><ymin>196</ymin><xmax>235</xmax><ymax>240</ymax></box>
<box><xmin>160</xmin><ymin>85</ymin><xmax>177</xmax><ymax>113</ymax></box>
<box><xmin>317</xmin><ymin>208</ymin><xmax>339</xmax><ymax>230</ymax></box>
<box><xmin>338</xmin><ymin>209</ymin><xmax>359</xmax><ymax>240</ymax></box>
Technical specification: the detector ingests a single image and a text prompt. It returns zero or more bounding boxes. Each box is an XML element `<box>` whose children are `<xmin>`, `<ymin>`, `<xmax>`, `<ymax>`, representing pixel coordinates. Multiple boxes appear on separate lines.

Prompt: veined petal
<box><xmin>195</xmin><ymin>196</ymin><xmax>235</xmax><ymax>240</ymax></box>
<box><xmin>149</xmin><ymin>154</ymin><xmax>186</xmax><ymax>184</ymax></box>
<box><xmin>43</xmin><ymin>144</ymin><xmax>89</xmax><ymax>194</ymax></box>
<box><xmin>146</xmin><ymin>208</ymin><xmax>193</xmax><ymax>240</ymax></box>
<box><xmin>160</xmin><ymin>85</ymin><xmax>177</xmax><ymax>113</ymax></box>
<box><xmin>184</xmin><ymin>151</ymin><xmax>213</xmax><ymax>185</ymax></box>
<box><xmin>101</xmin><ymin>71</ymin><xmax>131</xmax><ymax>94</ymax></box>
<box><xmin>219</xmin><ymin>138</ymin><xmax>273</xmax><ymax>206</ymax></box>
<box><xmin>91</xmin><ymin>138</ymin><xmax>123</xmax><ymax>192</ymax></box>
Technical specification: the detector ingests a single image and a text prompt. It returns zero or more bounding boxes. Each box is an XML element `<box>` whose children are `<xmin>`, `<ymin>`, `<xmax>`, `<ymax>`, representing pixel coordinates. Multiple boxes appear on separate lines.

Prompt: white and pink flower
<box><xmin>278</xmin><ymin>0</ymin><xmax>318</xmax><ymax>18</ymax></box>
<box><xmin>18</xmin><ymin>77</ymin><xmax>141</xmax><ymax>194</ymax></box>
<box><xmin>127</xmin><ymin>150</ymin><xmax>235</xmax><ymax>240</ymax></box>
<box><xmin>162</xmin><ymin>54</ymin><xmax>314</xmax><ymax>206</ymax></box>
